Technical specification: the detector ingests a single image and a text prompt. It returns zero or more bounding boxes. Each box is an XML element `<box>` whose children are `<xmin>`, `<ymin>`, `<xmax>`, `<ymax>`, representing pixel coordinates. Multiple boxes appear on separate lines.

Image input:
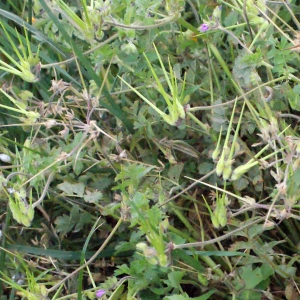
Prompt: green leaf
<box><xmin>83</xmin><ymin>190</ymin><xmax>103</xmax><ymax>203</ymax></box>
<box><xmin>287</xmin><ymin>167</ymin><xmax>300</xmax><ymax>196</ymax></box>
<box><xmin>260</xmin><ymin>263</ymin><xmax>274</xmax><ymax>281</ymax></box>
<box><xmin>55</xmin><ymin>212</ymin><xmax>76</xmax><ymax>237</ymax></box>
<box><xmin>192</xmin><ymin>290</ymin><xmax>216</xmax><ymax>300</ymax></box>
<box><xmin>198</xmin><ymin>162</ymin><xmax>214</xmax><ymax>175</ymax></box>
<box><xmin>240</xmin><ymin>265</ymin><xmax>265</xmax><ymax>289</ymax></box>
<box><xmin>248</xmin><ymin>224</ymin><xmax>273</xmax><ymax>240</ymax></box>
<box><xmin>172</xmin><ymin>250</ymin><xmax>205</xmax><ymax>273</ymax></box>
<box><xmin>164</xmin><ymin>294</ymin><xmax>189</xmax><ymax>300</ymax></box>
<box><xmin>233</xmin><ymin>177</ymin><xmax>249</xmax><ymax>191</ymax></box>
<box><xmin>166</xmin><ymin>271</ymin><xmax>185</xmax><ymax>289</ymax></box>
<box><xmin>54</xmin><ymin>205</ymin><xmax>91</xmax><ymax>237</ymax></box>
<box><xmin>167</xmin><ymin>162</ymin><xmax>184</xmax><ymax>183</ymax></box>
<box><xmin>293</xmin><ymin>84</ymin><xmax>300</xmax><ymax>94</ymax></box>
<box><xmin>7</xmin><ymin>244</ymin><xmax>131</xmax><ymax>260</ymax></box>
<box><xmin>57</xmin><ymin>181</ymin><xmax>85</xmax><ymax>196</ymax></box>
<box><xmin>115</xmin><ymin>164</ymin><xmax>155</xmax><ymax>189</ymax></box>
<box><xmin>73</xmin><ymin>211</ymin><xmax>91</xmax><ymax>232</ymax></box>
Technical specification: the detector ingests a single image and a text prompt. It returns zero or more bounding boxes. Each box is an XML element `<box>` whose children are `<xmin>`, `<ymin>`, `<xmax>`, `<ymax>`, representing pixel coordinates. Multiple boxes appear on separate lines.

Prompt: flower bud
<box><xmin>199</xmin><ymin>23</ymin><xmax>210</xmax><ymax>33</ymax></box>
<box><xmin>121</xmin><ymin>42</ymin><xmax>137</xmax><ymax>55</ymax></box>
<box><xmin>20</xmin><ymin>69</ymin><xmax>38</xmax><ymax>83</ymax></box>
<box><xmin>177</xmin><ymin>102</ymin><xmax>186</xmax><ymax>120</ymax></box>
<box><xmin>212</xmin><ymin>6</ymin><xmax>222</xmax><ymax>20</ymax></box>
<box><xmin>96</xmin><ymin>289</ymin><xmax>106</xmax><ymax>298</ymax></box>
<box><xmin>158</xmin><ymin>253</ymin><xmax>168</xmax><ymax>267</ymax></box>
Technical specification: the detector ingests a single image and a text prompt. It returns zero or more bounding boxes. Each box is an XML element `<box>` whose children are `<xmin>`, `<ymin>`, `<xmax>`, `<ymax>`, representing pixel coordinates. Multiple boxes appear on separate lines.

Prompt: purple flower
<box><xmin>96</xmin><ymin>289</ymin><xmax>106</xmax><ymax>298</ymax></box>
<box><xmin>199</xmin><ymin>23</ymin><xmax>210</xmax><ymax>33</ymax></box>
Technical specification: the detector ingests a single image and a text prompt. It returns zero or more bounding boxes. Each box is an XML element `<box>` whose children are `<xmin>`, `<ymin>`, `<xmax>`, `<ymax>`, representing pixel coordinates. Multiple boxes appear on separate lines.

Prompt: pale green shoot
<box><xmin>231</xmin><ymin>124</ymin><xmax>290</xmax><ymax>180</ymax></box>
<box><xmin>215</xmin><ymin>99</ymin><xmax>238</xmax><ymax>179</ymax></box>
<box><xmin>0</xmin><ymin>89</ymin><xmax>40</xmax><ymax>123</ymax></box>
<box><xmin>202</xmin><ymin>186</ymin><xmax>228</xmax><ymax>229</ymax></box>
<box><xmin>222</xmin><ymin>100</ymin><xmax>246</xmax><ymax>180</ymax></box>
<box><xmin>212</xmin><ymin>126</ymin><xmax>223</xmax><ymax>161</ymax></box>
<box><xmin>119</xmin><ymin>76</ymin><xmax>175</xmax><ymax>126</ymax></box>
<box><xmin>55</xmin><ymin>0</ymin><xmax>91</xmax><ymax>31</ymax></box>
<box><xmin>143</xmin><ymin>44</ymin><xmax>186</xmax><ymax>121</ymax></box>
<box><xmin>56</xmin><ymin>0</ymin><xmax>90</xmax><ymax>31</ymax></box>
<box><xmin>0</xmin><ymin>23</ymin><xmax>39</xmax><ymax>82</ymax></box>
<box><xmin>231</xmin><ymin>145</ymin><xmax>287</xmax><ymax>180</ymax></box>
<box><xmin>119</xmin><ymin>43</ymin><xmax>188</xmax><ymax>127</ymax></box>
<box><xmin>55</xmin><ymin>0</ymin><xmax>104</xmax><ymax>43</ymax></box>
<box><xmin>202</xmin><ymin>195</ymin><xmax>220</xmax><ymax>228</ymax></box>
<box><xmin>214</xmin><ymin>186</ymin><xmax>228</xmax><ymax>227</ymax></box>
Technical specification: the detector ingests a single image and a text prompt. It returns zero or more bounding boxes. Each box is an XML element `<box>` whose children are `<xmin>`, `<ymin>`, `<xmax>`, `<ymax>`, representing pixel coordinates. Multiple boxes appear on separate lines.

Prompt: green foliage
<box><xmin>54</xmin><ymin>204</ymin><xmax>92</xmax><ymax>238</ymax></box>
<box><xmin>1</xmin><ymin>0</ymin><xmax>300</xmax><ymax>299</ymax></box>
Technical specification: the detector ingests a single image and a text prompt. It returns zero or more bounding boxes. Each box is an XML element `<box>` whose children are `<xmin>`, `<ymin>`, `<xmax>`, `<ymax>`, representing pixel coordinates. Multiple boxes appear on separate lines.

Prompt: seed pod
<box><xmin>216</xmin><ymin>153</ymin><xmax>225</xmax><ymax>177</ymax></box>
<box><xmin>211</xmin><ymin>214</ymin><xmax>220</xmax><ymax>229</ymax></box>
<box><xmin>218</xmin><ymin>206</ymin><xmax>227</xmax><ymax>227</ymax></box>
<box><xmin>223</xmin><ymin>159</ymin><xmax>234</xmax><ymax>181</ymax></box>
<box><xmin>212</xmin><ymin>147</ymin><xmax>220</xmax><ymax>162</ymax></box>
<box><xmin>231</xmin><ymin>164</ymin><xmax>251</xmax><ymax>180</ymax></box>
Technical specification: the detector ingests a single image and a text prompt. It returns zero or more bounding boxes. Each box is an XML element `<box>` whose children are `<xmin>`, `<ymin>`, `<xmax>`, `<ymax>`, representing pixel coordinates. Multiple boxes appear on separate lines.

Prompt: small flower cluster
<box><xmin>199</xmin><ymin>23</ymin><xmax>210</xmax><ymax>33</ymax></box>
<box><xmin>198</xmin><ymin>5</ymin><xmax>222</xmax><ymax>33</ymax></box>
<box><xmin>96</xmin><ymin>289</ymin><xmax>106</xmax><ymax>298</ymax></box>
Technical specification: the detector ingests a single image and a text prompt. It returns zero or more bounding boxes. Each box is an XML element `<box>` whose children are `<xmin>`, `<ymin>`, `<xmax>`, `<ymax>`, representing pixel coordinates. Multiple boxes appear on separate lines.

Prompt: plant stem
<box><xmin>48</xmin><ymin>217</ymin><xmax>123</xmax><ymax>293</ymax></box>
<box><xmin>174</xmin><ymin>217</ymin><xmax>264</xmax><ymax>249</ymax></box>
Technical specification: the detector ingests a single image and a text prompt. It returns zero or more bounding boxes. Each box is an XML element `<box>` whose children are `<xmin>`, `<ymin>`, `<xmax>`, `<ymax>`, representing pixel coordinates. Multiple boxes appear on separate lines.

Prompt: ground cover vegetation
<box><xmin>0</xmin><ymin>0</ymin><xmax>300</xmax><ymax>299</ymax></box>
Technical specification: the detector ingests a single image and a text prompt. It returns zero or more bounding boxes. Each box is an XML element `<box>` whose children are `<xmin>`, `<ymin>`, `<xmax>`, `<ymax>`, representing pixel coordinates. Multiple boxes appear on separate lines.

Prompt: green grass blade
<box><xmin>0</xmin><ymin>9</ymin><xmax>66</xmax><ymax>56</ymax></box>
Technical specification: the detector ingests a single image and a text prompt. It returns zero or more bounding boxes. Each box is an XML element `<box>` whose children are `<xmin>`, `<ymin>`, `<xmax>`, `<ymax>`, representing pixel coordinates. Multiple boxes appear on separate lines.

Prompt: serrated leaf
<box><xmin>57</xmin><ymin>181</ymin><xmax>85</xmax><ymax>196</ymax></box>
<box><xmin>248</xmin><ymin>224</ymin><xmax>273</xmax><ymax>240</ymax></box>
<box><xmin>55</xmin><ymin>205</ymin><xmax>91</xmax><ymax>237</ymax></box>
<box><xmin>73</xmin><ymin>211</ymin><xmax>91</xmax><ymax>232</ymax></box>
<box><xmin>54</xmin><ymin>214</ymin><xmax>74</xmax><ymax>237</ymax></box>
<box><xmin>240</xmin><ymin>265</ymin><xmax>263</xmax><ymax>289</ymax></box>
<box><xmin>83</xmin><ymin>190</ymin><xmax>103</xmax><ymax>203</ymax></box>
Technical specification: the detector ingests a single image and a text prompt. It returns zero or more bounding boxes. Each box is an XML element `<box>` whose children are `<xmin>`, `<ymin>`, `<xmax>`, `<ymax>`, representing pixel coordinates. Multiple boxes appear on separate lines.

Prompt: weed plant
<box><xmin>0</xmin><ymin>0</ymin><xmax>300</xmax><ymax>299</ymax></box>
